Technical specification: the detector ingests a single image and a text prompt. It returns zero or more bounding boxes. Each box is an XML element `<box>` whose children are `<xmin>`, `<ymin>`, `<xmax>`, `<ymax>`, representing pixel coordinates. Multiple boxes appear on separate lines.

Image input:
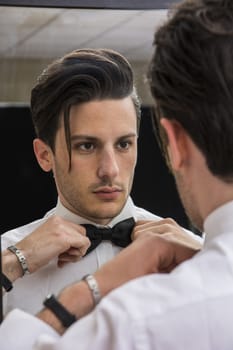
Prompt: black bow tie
<box><xmin>82</xmin><ymin>217</ymin><xmax>135</xmax><ymax>256</ymax></box>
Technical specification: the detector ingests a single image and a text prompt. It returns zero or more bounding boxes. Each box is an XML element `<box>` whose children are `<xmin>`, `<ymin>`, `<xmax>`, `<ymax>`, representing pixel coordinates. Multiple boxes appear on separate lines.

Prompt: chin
<box><xmin>92</xmin><ymin>205</ymin><xmax>123</xmax><ymax>220</ymax></box>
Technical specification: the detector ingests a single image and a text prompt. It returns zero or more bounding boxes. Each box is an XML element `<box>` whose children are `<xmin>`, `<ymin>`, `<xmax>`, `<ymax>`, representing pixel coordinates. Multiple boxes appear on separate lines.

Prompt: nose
<box><xmin>97</xmin><ymin>148</ymin><xmax>119</xmax><ymax>180</ymax></box>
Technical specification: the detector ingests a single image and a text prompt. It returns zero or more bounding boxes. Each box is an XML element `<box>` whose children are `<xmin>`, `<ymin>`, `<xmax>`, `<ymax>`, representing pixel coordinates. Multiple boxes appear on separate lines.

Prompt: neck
<box><xmin>200</xmin><ymin>178</ymin><xmax>233</xmax><ymax>220</ymax></box>
<box><xmin>55</xmin><ymin>197</ymin><xmax>132</xmax><ymax>227</ymax></box>
<box><xmin>190</xmin><ymin>161</ymin><xmax>233</xmax><ymax>226</ymax></box>
<box><xmin>181</xmin><ymin>137</ymin><xmax>233</xmax><ymax>229</ymax></box>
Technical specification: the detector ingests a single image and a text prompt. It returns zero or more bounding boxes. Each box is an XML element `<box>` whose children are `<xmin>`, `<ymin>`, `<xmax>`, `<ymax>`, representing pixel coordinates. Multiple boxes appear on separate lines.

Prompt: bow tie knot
<box><xmin>82</xmin><ymin>217</ymin><xmax>135</xmax><ymax>256</ymax></box>
<box><xmin>94</xmin><ymin>228</ymin><xmax>113</xmax><ymax>240</ymax></box>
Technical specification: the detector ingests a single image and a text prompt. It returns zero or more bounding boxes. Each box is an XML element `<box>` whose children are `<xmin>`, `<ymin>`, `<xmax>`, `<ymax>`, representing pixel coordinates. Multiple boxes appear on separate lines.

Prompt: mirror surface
<box><xmin>0</xmin><ymin>5</ymin><xmax>191</xmax><ymax>233</ymax></box>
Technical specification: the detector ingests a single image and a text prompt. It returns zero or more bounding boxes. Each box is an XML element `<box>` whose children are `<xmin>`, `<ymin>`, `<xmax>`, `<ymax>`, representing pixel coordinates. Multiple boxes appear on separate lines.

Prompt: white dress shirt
<box><xmin>0</xmin><ymin>200</ymin><xmax>232</xmax><ymax>350</ymax></box>
<box><xmin>2</xmin><ymin>196</ymin><xmax>165</xmax><ymax>315</ymax></box>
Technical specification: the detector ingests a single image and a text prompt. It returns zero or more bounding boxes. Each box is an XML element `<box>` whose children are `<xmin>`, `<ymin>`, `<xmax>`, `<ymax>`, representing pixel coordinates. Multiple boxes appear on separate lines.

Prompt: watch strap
<box><xmin>2</xmin><ymin>272</ymin><xmax>13</xmax><ymax>292</ymax></box>
<box><xmin>43</xmin><ymin>294</ymin><xmax>77</xmax><ymax>328</ymax></box>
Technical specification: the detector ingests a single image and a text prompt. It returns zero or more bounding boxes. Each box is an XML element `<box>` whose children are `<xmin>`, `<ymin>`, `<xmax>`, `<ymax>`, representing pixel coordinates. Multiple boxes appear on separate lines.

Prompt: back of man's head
<box><xmin>148</xmin><ymin>0</ymin><xmax>233</xmax><ymax>182</ymax></box>
<box><xmin>31</xmin><ymin>48</ymin><xmax>140</xmax><ymax>153</ymax></box>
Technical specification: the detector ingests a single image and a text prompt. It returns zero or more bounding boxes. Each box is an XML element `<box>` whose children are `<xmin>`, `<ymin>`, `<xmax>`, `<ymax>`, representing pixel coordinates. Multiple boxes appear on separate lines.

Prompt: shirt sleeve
<box><xmin>35</xmin><ymin>296</ymin><xmax>136</xmax><ymax>350</ymax></box>
<box><xmin>0</xmin><ymin>303</ymin><xmax>133</xmax><ymax>350</ymax></box>
<box><xmin>0</xmin><ymin>309</ymin><xmax>60</xmax><ymax>350</ymax></box>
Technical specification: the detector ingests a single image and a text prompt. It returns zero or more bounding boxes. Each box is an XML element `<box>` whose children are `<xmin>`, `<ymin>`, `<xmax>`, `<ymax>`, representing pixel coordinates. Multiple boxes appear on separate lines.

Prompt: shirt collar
<box><xmin>54</xmin><ymin>197</ymin><xmax>136</xmax><ymax>228</ymax></box>
<box><xmin>203</xmin><ymin>200</ymin><xmax>233</xmax><ymax>244</ymax></box>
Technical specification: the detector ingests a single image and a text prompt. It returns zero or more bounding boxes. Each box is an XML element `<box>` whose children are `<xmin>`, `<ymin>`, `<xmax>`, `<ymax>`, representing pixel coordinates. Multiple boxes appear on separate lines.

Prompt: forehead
<box><xmin>68</xmin><ymin>98</ymin><xmax>137</xmax><ymax>136</ymax></box>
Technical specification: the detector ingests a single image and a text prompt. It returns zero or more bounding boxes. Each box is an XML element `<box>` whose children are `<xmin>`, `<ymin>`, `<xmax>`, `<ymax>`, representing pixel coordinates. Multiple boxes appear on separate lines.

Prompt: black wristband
<box><xmin>2</xmin><ymin>272</ymin><xmax>13</xmax><ymax>292</ymax></box>
<box><xmin>43</xmin><ymin>294</ymin><xmax>77</xmax><ymax>328</ymax></box>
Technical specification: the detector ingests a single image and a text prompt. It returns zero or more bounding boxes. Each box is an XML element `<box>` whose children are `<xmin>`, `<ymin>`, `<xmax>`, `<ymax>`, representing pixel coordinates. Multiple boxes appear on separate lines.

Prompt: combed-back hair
<box><xmin>31</xmin><ymin>48</ymin><xmax>141</xmax><ymax>168</ymax></box>
<box><xmin>148</xmin><ymin>0</ymin><xmax>233</xmax><ymax>182</ymax></box>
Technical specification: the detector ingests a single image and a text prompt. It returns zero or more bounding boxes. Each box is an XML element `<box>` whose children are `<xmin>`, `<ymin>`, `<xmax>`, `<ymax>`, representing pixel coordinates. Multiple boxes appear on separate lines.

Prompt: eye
<box><xmin>74</xmin><ymin>142</ymin><xmax>95</xmax><ymax>152</ymax></box>
<box><xmin>117</xmin><ymin>140</ymin><xmax>131</xmax><ymax>151</ymax></box>
<box><xmin>81</xmin><ymin>142</ymin><xmax>94</xmax><ymax>150</ymax></box>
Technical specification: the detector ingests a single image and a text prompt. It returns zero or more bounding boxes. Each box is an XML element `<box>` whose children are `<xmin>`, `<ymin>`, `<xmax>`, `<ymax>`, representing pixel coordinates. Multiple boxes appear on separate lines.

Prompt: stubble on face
<box><xmin>55</xmin><ymin>160</ymin><xmax>132</xmax><ymax>223</ymax></box>
<box><xmin>52</xmin><ymin>98</ymin><xmax>137</xmax><ymax>224</ymax></box>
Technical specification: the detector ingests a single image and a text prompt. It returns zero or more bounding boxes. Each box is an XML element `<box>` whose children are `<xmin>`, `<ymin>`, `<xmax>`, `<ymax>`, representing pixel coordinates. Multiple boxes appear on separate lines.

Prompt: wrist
<box><xmin>37</xmin><ymin>306</ymin><xmax>66</xmax><ymax>335</ymax></box>
<box><xmin>7</xmin><ymin>245</ymin><xmax>30</xmax><ymax>276</ymax></box>
<box><xmin>2</xmin><ymin>249</ymin><xmax>24</xmax><ymax>282</ymax></box>
<box><xmin>58</xmin><ymin>281</ymin><xmax>94</xmax><ymax>318</ymax></box>
<box><xmin>38</xmin><ymin>280</ymin><xmax>95</xmax><ymax>334</ymax></box>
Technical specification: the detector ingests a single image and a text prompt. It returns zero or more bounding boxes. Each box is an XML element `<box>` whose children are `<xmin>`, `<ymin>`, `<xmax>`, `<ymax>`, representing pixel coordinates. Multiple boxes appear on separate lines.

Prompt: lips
<box><xmin>93</xmin><ymin>187</ymin><xmax>122</xmax><ymax>200</ymax></box>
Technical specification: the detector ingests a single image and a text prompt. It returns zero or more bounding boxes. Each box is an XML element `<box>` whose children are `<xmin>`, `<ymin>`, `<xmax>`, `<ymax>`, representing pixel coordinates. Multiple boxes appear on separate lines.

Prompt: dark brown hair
<box><xmin>148</xmin><ymin>0</ymin><xmax>233</xmax><ymax>182</ymax></box>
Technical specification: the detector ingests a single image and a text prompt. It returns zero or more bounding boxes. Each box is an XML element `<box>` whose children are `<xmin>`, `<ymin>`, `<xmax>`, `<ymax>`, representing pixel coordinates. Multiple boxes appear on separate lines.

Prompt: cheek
<box><xmin>122</xmin><ymin>154</ymin><xmax>137</xmax><ymax>177</ymax></box>
<box><xmin>70</xmin><ymin>159</ymin><xmax>96</xmax><ymax>183</ymax></box>
<box><xmin>54</xmin><ymin>147</ymin><xmax>70</xmax><ymax>169</ymax></box>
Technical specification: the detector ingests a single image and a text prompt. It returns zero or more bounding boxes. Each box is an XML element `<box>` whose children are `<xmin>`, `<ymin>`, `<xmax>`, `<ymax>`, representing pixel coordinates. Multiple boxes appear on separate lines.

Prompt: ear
<box><xmin>160</xmin><ymin>118</ymin><xmax>188</xmax><ymax>171</ymax></box>
<box><xmin>33</xmin><ymin>138</ymin><xmax>53</xmax><ymax>172</ymax></box>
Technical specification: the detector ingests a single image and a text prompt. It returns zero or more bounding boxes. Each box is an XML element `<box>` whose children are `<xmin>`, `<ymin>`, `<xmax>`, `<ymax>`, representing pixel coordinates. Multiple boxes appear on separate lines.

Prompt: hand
<box><xmin>38</xmin><ymin>233</ymin><xmax>198</xmax><ymax>334</ymax></box>
<box><xmin>14</xmin><ymin>215</ymin><xmax>91</xmax><ymax>273</ymax></box>
<box><xmin>95</xmin><ymin>231</ymin><xmax>198</xmax><ymax>295</ymax></box>
<box><xmin>132</xmin><ymin>218</ymin><xmax>202</xmax><ymax>250</ymax></box>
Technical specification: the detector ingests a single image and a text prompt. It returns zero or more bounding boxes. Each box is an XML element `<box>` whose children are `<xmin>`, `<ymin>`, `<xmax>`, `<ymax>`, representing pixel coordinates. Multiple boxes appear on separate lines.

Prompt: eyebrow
<box><xmin>70</xmin><ymin>133</ymin><xmax>137</xmax><ymax>142</ymax></box>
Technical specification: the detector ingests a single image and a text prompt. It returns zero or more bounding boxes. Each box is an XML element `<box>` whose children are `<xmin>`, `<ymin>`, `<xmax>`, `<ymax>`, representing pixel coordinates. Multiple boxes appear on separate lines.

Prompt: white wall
<box><xmin>0</xmin><ymin>58</ymin><xmax>154</xmax><ymax>105</ymax></box>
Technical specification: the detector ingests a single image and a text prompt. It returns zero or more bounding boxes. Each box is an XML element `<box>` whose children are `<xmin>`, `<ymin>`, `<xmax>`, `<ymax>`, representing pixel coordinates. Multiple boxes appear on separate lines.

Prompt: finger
<box><xmin>67</xmin><ymin>236</ymin><xmax>91</xmax><ymax>254</ymax></box>
<box><xmin>58</xmin><ymin>255</ymin><xmax>82</xmax><ymax>262</ymax></box>
<box><xmin>58</xmin><ymin>254</ymin><xmax>81</xmax><ymax>262</ymax></box>
<box><xmin>58</xmin><ymin>248</ymin><xmax>83</xmax><ymax>259</ymax></box>
<box><xmin>51</xmin><ymin>216</ymin><xmax>88</xmax><ymax>237</ymax></box>
<box><xmin>162</xmin><ymin>232</ymin><xmax>202</xmax><ymax>250</ymax></box>
<box><xmin>59</xmin><ymin>222</ymin><xmax>87</xmax><ymax>237</ymax></box>
<box><xmin>57</xmin><ymin>253</ymin><xmax>82</xmax><ymax>268</ymax></box>
<box><xmin>69</xmin><ymin>223</ymin><xmax>87</xmax><ymax>236</ymax></box>
<box><xmin>136</xmin><ymin>218</ymin><xmax>178</xmax><ymax>227</ymax></box>
<box><xmin>57</xmin><ymin>261</ymin><xmax>68</xmax><ymax>268</ymax></box>
<box><xmin>155</xmin><ymin>238</ymin><xmax>197</xmax><ymax>273</ymax></box>
<box><xmin>57</xmin><ymin>259</ymin><xmax>80</xmax><ymax>268</ymax></box>
<box><xmin>132</xmin><ymin>224</ymin><xmax>179</xmax><ymax>240</ymax></box>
